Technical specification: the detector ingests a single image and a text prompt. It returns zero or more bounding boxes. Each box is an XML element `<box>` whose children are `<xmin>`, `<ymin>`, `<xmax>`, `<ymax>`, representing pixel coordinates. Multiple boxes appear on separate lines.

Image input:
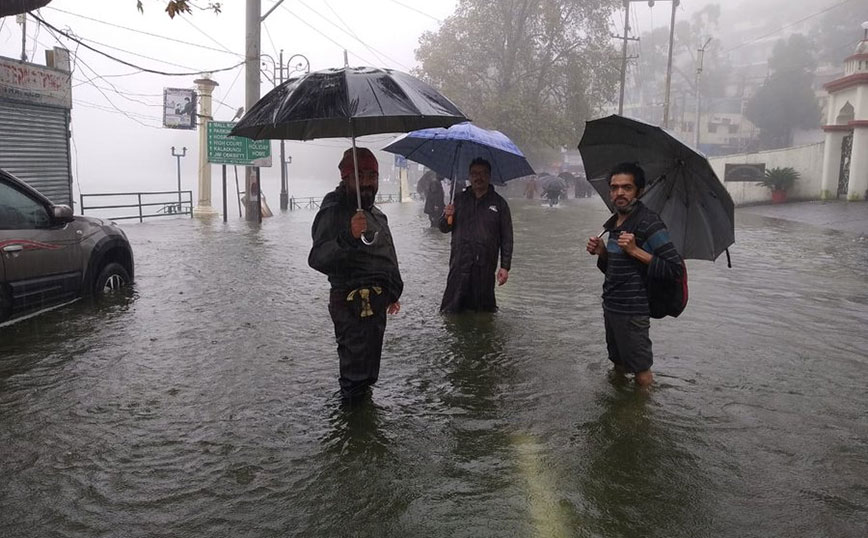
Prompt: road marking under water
<box><xmin>512</xmin><ymin>433</ymin><xmax>572</xmax><ymax>538</ymax></box>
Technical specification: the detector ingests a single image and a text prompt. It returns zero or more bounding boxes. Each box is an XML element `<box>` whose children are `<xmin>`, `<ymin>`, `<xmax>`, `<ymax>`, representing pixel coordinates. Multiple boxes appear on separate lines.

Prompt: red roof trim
<box><xmin>824</xmin><ymin>73</ymin><xmax>868</xmax><ymax>93</ymax></box>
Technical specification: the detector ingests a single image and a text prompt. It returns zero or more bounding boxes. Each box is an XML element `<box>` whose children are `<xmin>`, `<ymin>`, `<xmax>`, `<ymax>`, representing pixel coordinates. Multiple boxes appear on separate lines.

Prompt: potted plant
<box><xmin>757</xmin><ymin>166</ymin><xmax>799</xmax><ymax>204</ymax></box>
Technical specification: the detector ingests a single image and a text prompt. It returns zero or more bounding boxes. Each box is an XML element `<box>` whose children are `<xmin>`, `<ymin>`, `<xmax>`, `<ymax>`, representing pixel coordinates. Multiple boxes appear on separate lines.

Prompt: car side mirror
<box><xmin>52</xmin><ymin>205</ymin><xmax>75</xmax><ymax>223</ymax></box>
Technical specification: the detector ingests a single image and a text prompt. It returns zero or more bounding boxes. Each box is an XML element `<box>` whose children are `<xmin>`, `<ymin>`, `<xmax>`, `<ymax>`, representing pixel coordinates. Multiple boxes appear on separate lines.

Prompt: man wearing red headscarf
<box><xmin>308</xmin><ymin>147</ymin><xmax>403</xmax><ymax>402</ymax></box>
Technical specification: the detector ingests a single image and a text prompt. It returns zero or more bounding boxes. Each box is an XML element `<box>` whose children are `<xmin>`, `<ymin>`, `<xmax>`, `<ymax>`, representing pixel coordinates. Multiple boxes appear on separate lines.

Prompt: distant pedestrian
<box><xmin>585</xmin><ymin>162</ymin><xmax>683</xmax><ymax>387</ymax></box>
<box><xmin>439</xmin><ymin>158</ymin><xmax>513</xmax><ymax>313</ymax></box>
<box><xmin>423</xmin><ymin>174</ymin><xmax>445</xmax><ymax>227</ymax></box>
<box><xmin>308</xmin><ymin>147</ymin><xmax>403</xmax><ymax>401</ymax></box>
<box><xmin>524</xmin><ymin>177</ymin><xmax>538</xmax><ymax>199</ymax></box>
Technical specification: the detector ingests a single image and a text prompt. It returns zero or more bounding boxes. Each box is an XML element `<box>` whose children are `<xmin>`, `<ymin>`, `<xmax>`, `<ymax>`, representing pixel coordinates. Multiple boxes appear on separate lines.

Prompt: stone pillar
<box><xmin>847</xmin><ymin>125</ymin><xmax>868</xmax><ymax>200</ymax></box>
<box><xmin>820</xmin><ymin>129</ymin><xmax>846</xmax><ymax>200</ymax></box>
<box><xmin>193</xmin><ymin>76</ymin><xmax>220</xmax><ymax>218</ymax></box>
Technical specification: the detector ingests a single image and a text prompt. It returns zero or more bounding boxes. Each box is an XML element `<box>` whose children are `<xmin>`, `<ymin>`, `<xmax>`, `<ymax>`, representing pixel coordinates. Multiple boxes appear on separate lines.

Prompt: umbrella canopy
<box><xmin>578</xmin><ymin>114</ymin><xmax>734</xmax><ymax>262</ymax></box>
<box><xmin>382</xmin><ymin>122</ymin><xmax>534</xmax><ymax>186</ymax></box>
<box><xmin>0</xmin><ymin>0</ymin><xmax>51</xmax><ymax>17</ymax></box>
<box><xmin>230</xmin><ymin>66</ymin><xmax>468</xmax><ymax>141</ymax></box>
<box><xmin>539</xmin><ymin>175</ymin><xmax>567</xmax><ymax>193</ymax></box>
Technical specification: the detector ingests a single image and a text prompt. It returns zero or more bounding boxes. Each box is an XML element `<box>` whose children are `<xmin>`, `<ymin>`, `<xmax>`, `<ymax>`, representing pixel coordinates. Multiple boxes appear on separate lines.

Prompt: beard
<box><xmin>359</xmin><ymin>186</ymin><xmax>376</xmax><ymax>209</ymax></box>
<box><xmin>615</xmin><ymin>197</ymin><xmax>639</xmax><ymax>215</ymax></box>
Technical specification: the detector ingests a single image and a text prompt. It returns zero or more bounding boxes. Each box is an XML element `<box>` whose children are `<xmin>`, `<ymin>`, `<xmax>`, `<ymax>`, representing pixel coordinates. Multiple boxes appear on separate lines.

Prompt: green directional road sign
<box><xmin>207</xmin><ymin>121</ymin><xmax>272</xmax><ymax>166</ymax></box>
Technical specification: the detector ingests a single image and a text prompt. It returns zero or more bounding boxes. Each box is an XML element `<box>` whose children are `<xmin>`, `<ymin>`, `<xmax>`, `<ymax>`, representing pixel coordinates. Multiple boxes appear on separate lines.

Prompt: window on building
<box><xmin>708</xmin><ymin>123</ymin><xmax>718</xmax><ymax>134</ymax></box>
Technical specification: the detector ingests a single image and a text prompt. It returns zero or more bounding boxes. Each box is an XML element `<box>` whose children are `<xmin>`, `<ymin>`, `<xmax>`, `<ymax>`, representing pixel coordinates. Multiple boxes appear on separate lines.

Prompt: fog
<box><xmin>0</xmin><ymin>0</ymin><xmax>863</xmax><ymax>207</ymax></box>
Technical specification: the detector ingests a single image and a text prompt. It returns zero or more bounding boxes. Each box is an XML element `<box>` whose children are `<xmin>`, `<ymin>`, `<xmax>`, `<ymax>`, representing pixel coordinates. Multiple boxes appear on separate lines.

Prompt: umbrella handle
<box><xmin>361</xmin><ymin>230</ymin><xmax>379</xmax><ymax>245</ymax></box>
<box><xmin>355</xmin><ymin>208</ymin><xmax>379</xmax><ymax>245</ymax></box>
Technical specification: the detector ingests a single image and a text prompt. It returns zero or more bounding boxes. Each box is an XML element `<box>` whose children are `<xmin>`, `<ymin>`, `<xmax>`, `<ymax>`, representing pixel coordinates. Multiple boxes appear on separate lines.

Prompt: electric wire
<box><xmin>297</xmin><ymin>0</ymin><xmax>410</xmax><ymax>70</ymax></box>
<box><xmin>31</xmin><ymin>13</ymin><xmax>244</xmax><ymax>76</ymax></box>
<box><xmin>384</xmin><ymin>0</ymin><xmax>441</xmax><ymax>22</ymax></box>
<box><xmin>44</xmin><ymin>5</ymin><xmax>241</xmax><ymax>56</ymax></box>
<box><xmin>39</xmin><ymin>23</ymin><xmax>163</xmax><ymax>128</ymax></box>
<box><xmin>278</xmin><ymin>4</ymin><xmax>381</xmax><ymax>67</ymax></box>
<box><xmin>214</xmin><ymin>64</ymin><xmax>244</xmax><ymax>117</ymax></box>
<box><xmin>722</xmin><ymin>0</ymin><xmax>857</xmax><ymax>55</ymax></box>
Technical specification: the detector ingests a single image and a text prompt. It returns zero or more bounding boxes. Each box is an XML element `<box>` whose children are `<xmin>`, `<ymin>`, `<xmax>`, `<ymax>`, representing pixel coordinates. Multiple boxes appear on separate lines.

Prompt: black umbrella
<box><xmin>578</xmin><ymin>114</ymin><xmax>734</xmax><ymax>263</ymax></box>
<box><xmin>231</xmin><ymin>66</ymin><xmax>466</xmax><ymax>140</ymax></box>
<box><xmin>0</xmin><ymin>0</ymin><xmax>51</xmax><ymax>17</ymax></box>
<box><xmin>230</xmin><ymin>65</ymin><xmax>468</xmax><ymax>243</ymax></box>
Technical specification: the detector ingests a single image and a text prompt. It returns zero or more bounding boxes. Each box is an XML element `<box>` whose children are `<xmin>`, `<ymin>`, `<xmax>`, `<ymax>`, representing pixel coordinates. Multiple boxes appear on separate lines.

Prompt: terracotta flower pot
<box><xmin>771</xmin><ymin>189</ymin><xmax>787</xmax><ymax>204</ymax></box>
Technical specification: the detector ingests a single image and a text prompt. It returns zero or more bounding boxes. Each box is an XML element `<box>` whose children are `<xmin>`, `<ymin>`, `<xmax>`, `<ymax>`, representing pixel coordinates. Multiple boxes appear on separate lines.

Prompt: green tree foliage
<box><xmin>415</xmin><ymin>0</ymin><xmax>620</xmax><ymax>164</ymax></box>
<box><xmin>136</xmin><ymin>1</ymin><xmax>222</xmax><ymax>18</ymax></box>
<box><xmin>745</xmin><ymin>34</ymin><xmax>820</xmax><ymax>149</ymax></box>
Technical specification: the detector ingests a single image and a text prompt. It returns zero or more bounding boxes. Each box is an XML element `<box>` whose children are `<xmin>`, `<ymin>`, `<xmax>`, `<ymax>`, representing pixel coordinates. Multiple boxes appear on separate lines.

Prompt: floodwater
<box><xmin>1</xmin><ymin>198</ymin><xmax>866</xmax><ymax>537</ymax></box>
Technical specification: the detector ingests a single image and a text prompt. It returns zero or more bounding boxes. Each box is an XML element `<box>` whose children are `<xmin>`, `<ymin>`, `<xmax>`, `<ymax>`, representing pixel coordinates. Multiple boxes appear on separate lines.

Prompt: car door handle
<box><xmin>2</xmin><ymin>245</ymin><xmax>24</xmax><ymax>253</ymax></box>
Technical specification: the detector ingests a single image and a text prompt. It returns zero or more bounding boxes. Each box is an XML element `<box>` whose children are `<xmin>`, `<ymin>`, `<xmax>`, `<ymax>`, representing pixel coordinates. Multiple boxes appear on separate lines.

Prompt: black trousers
<box><xmin>440</xmin><ymin>263</ymin><xmax>497</xmax><ymax>313</ymax></box>
<box><xmin>328</xmin><ymin>287</ymin><xmax>389</xmax><ymax>399</ymax></box>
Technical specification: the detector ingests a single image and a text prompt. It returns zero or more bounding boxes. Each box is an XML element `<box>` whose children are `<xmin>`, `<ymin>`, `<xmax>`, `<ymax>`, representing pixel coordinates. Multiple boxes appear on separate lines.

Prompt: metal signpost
<box><xmin>207</xmin><ymin>121</ymin><xmax>272</xmax><ymax>222</ymax></box>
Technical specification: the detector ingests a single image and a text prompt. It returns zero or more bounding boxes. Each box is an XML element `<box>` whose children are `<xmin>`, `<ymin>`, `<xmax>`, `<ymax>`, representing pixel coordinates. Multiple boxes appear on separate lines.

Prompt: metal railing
<box><xmin>288</xmin><ymin>192</ymin><xmax>406</xmax><ymax>211</ymax></box>
<box><xmin>80</xmin><ymin>190</ymin><xmax>194</xmax><ymax>222</ymax></box>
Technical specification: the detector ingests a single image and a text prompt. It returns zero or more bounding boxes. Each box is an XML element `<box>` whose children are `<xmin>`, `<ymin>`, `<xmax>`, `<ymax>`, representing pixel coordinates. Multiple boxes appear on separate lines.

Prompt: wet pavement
<box><xmin>741</xmin><ymin>200</ymin><xmax>868</xmax><ymax>235</ymax></box>
<box><xmin>1</xmin><ymin>197</ymin><xmax>866</xmax><ymax>537</ymax></box>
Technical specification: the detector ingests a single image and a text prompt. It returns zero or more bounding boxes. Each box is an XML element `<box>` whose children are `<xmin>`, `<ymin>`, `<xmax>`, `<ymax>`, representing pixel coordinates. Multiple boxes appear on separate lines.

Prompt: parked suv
<box><xmin>0</xmin><ymin>168</ymin><xmax>134</xmax><ymax>323</ymax></box>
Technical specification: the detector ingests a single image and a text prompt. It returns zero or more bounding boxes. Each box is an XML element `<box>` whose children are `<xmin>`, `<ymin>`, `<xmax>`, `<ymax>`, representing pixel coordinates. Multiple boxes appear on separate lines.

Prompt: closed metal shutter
<box><xmin>0</xmin><ymin>100</ymin><xmax>72</xmax><ymax>206</ymax></box>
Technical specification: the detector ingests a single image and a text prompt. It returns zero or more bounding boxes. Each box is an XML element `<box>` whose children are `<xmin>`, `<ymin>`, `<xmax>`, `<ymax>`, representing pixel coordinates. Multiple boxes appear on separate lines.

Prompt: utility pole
<box><xmin>18</xmin><ymin>13</ymin><xmax>27</xmax><ymax>61</ymax></box>
<box><xmin>278</xmin><ymin>53</ymin><xmax>310</xmax><ymax>211</ymax></box>
<box><xmin>619</xmin><ymin>1</ymin><xmax>667</xmax><ymax>116</ymax></box>
<box><xmin>694</xmin><ymin>37</ymin><xmax>713</xmax><ymax>149</ymax></box>
<box><xmin>171</xmin><ymin>146</ymin><xmax>187</xmax><ymax>212</ymax></box>
<box><xmin>245</xmin><ymin>0</ymin><xmax>262</xmax><ymax>221</ymax></box>
<box><xmin>661</xmin><ymin>0</ymin><xmax>680</xmax><ymax>128</ymax></box>
<box><xmin>618</xmin><ymin>1</ymin><xmax>631</xmax><ymax>115</ymax></box>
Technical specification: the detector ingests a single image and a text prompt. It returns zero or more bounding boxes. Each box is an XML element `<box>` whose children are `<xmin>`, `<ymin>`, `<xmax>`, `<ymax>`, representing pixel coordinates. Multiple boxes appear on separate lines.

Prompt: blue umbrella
<box><xmin>382</xmin><ymin>122</ymin><xmax>535</xmax><ymax>192</ymax></box>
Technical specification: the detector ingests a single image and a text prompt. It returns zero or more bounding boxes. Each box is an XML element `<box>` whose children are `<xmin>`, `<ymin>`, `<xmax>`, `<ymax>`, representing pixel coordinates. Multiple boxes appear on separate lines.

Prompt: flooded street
<box><xmin>1</xmin><ymin>198</ymin><xmax>866</xmax><ymax>537</ymax></box>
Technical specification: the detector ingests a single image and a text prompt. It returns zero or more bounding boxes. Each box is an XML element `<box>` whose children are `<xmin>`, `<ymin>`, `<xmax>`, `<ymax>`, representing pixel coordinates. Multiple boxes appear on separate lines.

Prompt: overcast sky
<box><xmin>0</xmin><ymin>0</ymin><xmax>851</xmax><ymax>206</ymax></box>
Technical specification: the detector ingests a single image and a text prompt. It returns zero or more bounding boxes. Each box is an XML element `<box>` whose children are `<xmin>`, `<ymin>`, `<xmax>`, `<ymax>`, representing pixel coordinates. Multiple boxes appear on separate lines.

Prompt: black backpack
<box><xmin>646</xmin><ymin>260</ymin><xmax>688</xmax><ymax>319</ymax></box>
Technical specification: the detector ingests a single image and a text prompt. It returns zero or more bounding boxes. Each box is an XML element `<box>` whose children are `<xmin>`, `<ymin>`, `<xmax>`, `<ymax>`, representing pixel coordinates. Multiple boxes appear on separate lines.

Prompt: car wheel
<box><xmin>94</xmin><ymin>262</ymin><xmax>131</xmax><ymax>295</ymax></box>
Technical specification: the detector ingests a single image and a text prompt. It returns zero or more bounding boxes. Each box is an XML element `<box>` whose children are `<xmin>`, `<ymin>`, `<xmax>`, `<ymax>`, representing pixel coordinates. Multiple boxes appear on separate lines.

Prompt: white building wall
<box><xmin>708</xmin><ymin>143</ymin><xmax>825</xmax><ymax>205</ymax></box>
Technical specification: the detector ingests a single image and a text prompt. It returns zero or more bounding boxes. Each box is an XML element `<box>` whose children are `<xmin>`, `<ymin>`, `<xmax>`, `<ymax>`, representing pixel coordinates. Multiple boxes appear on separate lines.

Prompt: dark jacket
<box><xmin>439</xmin><ymin>185</ymin><xmax>513</xmax><ymax>272</ymax></box>
<box><xmin>424</xmin><ymin>179</ymin><xmax>445</xmax><ymax>217</ymax></box>
<box><xmin>308</xmin><ymin>187</ymin><xmax>403</xmax><ymax>302</ymax></box>
<box><xmin>597</xmin><ymin>201</ymin><xmax>683</xmax><ymax>315</ymax></box>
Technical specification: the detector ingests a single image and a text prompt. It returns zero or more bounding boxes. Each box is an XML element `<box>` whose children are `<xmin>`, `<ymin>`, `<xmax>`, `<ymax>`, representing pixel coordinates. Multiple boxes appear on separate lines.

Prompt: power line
<box><xmin>262</xmin><ymin>20</ymin><xmax>279</xmax><ymax>60</ymax></box>
<box><xmin>722</xmin><ymin>0</ymin><xmax>857</xmax><ymax>55</ymax></box>
<box><xmin>44</xmin><ymin>5</ymin><xmax>241</xmax><ymax>56</ymax></box>
<box><xmin>39</xmin><ymin>23</ymin><xmax>164</xmax><ymax>128</ymax></box>
<box><xmin>214</xmin><ymin>64</ymin><xmax>244</xmax><ymax>117</ymax></box>
<box><xmin>73</xmin><ymin>33</ymin><xmax>203</xmax><ymax>72</ymax></box>
<box><xmin>177</xmin><ymin>13</ymin><xmax>238</xmax><ymax>56</ymax></box>
<box><xmin>384</xmin><ymin>0</ymin><xmax>442</xmax><ymax>22</ymax></box>
<box><xmin>297</xmin><ymin>0</ymin><xmax>410</xmax><ymax>70</ymax></box>
<box><xmin>31</xmin><ymin>13</ymin><xmax>244</xmax><ymax>76</ymax></box>
<box><xmin>279</xmin><ymin>4</ymin><xmax>381</xmax><ymax>67</ymax></box>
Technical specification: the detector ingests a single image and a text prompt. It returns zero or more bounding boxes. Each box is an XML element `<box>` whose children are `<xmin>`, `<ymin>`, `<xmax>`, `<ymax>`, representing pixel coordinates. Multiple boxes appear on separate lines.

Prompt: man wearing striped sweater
<box><xmin>586</xmin><ymin>163</ymin><xmax>683</xmax><ymax>387</ymax></box>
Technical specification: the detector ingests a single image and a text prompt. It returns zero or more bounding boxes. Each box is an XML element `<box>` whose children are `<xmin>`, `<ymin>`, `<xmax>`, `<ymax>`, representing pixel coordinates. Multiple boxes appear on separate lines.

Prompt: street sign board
<box><xmin>163</xmin><ymin>87</ymin><xmax>196</xmax><ymax>129</ymax></box>
<box><xmin>207</xmin><ymin>121</ymin><xmax>272</xmax><ymax>166</ymax></box>
<box><xmin>724</xmin><ymin>163</ymin><xmax>764</xmax><ymax>182</ymax></box>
